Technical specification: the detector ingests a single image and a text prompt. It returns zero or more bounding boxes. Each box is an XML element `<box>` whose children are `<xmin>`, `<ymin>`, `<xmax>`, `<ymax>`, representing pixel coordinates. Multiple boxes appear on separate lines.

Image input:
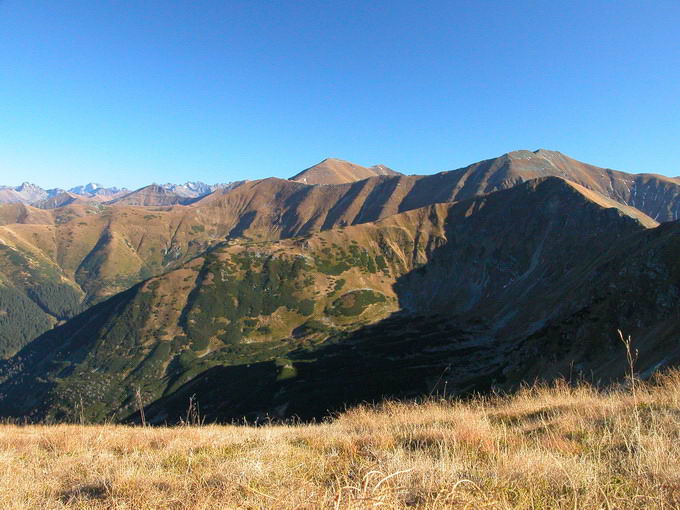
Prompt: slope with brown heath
<box><xmin>198</xmin><ymin>149</ymin><xmax>680</xmax><ymax>242</ymax></box>
<box><xmin>394</xmin><ymin>149</ymin><xmax>680</xmax><ymax>221</ymax></box>
<box><xmin>0</xmin><ymin>177</ymin><xmax>665</xmax><ymax>423</ymax></box>
<box><xmin>0</xmin><ymin>201</ymin><xmax>236</xmax><ymax>356</ymax></box>
<box><xmin>1</xmin><ymin>149</ymin><xmax>678</xmax><ymax>358</ymax></box>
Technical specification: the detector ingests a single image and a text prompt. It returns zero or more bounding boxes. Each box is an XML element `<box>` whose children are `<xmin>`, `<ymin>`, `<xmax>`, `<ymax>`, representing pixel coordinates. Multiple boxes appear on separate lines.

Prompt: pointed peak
<box><xmin>146</xmin><ymin>183</ymin><xmax>168</xmax><ymax>192</ymax></box>
<box><xmin>289</xmin><ymin>157</ymin><xmax>402</xmax><ymax>185</ymax></box>
<box><xmin>17</xmin><ymin>182</ymin><xmax>42</xmax><ymax>192</ymax></box>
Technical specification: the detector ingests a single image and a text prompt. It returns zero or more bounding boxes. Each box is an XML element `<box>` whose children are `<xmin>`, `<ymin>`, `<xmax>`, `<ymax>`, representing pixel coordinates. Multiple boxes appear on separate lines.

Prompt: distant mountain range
<box><xmin>0</xmin><ymin>182</ymin><xmax>126</xmax><ymax>205</ymax></box>
<box><xmin>1</xmin><ymin>157</ymin><xmax>402</xmax><ymax>207</ymax></box>
<box><xmin>0</xmin><ymin>181</ymin><xmax>242</xmax><ymax>208</ymax></box>
<box><xmin>1</xmin><ymin>149</ymin><xmax>680</xmax><ymax>423</ymax></box>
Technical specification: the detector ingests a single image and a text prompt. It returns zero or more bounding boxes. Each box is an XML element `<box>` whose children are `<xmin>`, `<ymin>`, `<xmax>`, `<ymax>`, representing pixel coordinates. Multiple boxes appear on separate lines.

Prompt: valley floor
<box><xmin>1</xmin><ymin>373</ymin><xmax>679</xmax><ymax>509</ymax></box>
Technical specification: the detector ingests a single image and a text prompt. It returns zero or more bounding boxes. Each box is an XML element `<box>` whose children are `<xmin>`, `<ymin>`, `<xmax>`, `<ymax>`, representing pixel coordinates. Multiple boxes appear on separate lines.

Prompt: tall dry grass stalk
<box><xmin>0</xmin><ymin>370</ymin><xmax>679</xmax><ymax>509</ymax></box>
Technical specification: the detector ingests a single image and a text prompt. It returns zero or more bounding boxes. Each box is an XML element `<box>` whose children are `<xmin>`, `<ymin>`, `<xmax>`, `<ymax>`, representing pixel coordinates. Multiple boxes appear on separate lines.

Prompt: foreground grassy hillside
<box><xmin>1</xmin><ymin>371</ymin><xmax>679</xmax><ymax>509</ymax></box>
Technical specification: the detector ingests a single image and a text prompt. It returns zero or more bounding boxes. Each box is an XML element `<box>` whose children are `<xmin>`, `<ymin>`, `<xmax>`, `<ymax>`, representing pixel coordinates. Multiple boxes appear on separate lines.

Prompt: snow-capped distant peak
<box><xmin>17</xmin><ymin>182</ymin><xmax>41</xmax><ymax>192</ymax></box>
<box><xmin>0</xmin><ymin>179</ymin><xmax>243</xmax><ymax>207</ymax></box>
<box><xmin>68</xmin><ymin>183</ymin><xmax>124</xmax><ymax>196</ymax></box>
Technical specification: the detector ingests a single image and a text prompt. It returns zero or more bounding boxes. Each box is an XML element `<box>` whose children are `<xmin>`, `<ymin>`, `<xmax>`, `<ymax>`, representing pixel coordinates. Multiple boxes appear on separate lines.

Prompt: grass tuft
<box><xmin>1</xmin><ymin>370</ymin><xmax>680</xmax><ymax>508</ymax></box>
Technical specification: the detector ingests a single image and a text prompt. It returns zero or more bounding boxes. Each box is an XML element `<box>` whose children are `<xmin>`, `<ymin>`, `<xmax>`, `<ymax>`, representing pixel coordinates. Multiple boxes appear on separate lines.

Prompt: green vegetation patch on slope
<box><xmin>0</xmin><ymin>243</ymin><xmax>82</xmax><ymax>319</ymax></box>
<box><xmin>326</xmin><ymin>289</ymin><xmax>387</xmax><ymax>316</ymax></box>
<box><xmin>0</xmin><ymin>285</ymin><xmax>53</xmax><ymax>358</ymax></box>
<box><xmin>181</xmin><ymin>250</ymin><xmax>315</xmax><ymax>345</ymax></box>
<box><xmin>313</xmin><ymin>244</ymin><xmax>383</xmax><ymax>275</ymax></box>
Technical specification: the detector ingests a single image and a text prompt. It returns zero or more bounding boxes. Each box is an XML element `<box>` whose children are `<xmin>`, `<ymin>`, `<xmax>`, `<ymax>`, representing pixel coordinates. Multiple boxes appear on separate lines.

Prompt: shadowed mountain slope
<box><xmin>394</xmin><ymin>149</ymin><xmax>680</xmax><ymax>221</ymax></box>
<box><xmin>196</xmin><ymin>149</ymin><xmax>666</xmax><ymax>240</ymax></box>
<box><xmin>0</xmin><ymin>149</ymin><xmax>676</xmax><ymax>359</ymax></box>
<box><xmin>0</xmin><ymin>177</ymin><xmax>665</xmax><ymax>423</ymax></box>
<box><xmin>504</xmin><ymin>219</ymin><xmax>680</xmax><ymax>386</ymax></box>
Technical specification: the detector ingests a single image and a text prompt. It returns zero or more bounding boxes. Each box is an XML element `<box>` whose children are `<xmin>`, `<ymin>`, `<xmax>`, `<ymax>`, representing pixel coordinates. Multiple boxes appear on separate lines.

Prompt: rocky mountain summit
<box><xmin>0</xmin><ymin>182</ymin><xmax>52</xmax><ymax>204</ymax></box>
<box><xmin>289</xmin><ymin>158</ymin><xmax>401</xmax><ymax>185</ymax></box>
<box><xmin>68</xmin><ymin>183</ymin><xmax>127</xmax><ymax>198</ymax></box>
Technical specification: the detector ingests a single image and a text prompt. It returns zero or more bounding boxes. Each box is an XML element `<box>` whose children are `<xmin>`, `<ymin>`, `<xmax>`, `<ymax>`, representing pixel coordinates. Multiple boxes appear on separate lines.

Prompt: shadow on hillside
<box><xmin>140</xmin><ymin>312</ymin><xmax>504</xmax><ymax>425</ymax></box>
<box><xmin>140</xmin><ymin>200</ymin><xmax>532</xmax><ymax>424</ymax></box>
<box><xmin>0</xmin><ymin>285</ymin><xmax>145</xmax><ymax>422</ymax></box>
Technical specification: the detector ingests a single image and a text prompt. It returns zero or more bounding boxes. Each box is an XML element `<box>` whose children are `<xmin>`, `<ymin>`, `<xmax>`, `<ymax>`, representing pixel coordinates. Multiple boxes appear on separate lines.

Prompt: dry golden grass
<box><xmin>1</xmin><ymin>371</ymin><xmax>680</xmax><ymax>509</ymax></box>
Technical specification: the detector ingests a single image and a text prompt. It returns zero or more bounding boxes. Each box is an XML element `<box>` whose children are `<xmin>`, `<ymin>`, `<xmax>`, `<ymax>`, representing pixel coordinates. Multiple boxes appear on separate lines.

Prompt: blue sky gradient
<box><xmin>1</xmin><ymin>1</ymin><xmax>679</xmax><ymax>188</ymax></box>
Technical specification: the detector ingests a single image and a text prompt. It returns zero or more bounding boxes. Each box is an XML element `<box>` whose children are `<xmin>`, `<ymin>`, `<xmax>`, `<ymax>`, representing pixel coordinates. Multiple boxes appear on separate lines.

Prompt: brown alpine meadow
<box><xmin>1</xmin><ymin>370</ymin><xmax>679</xmax><ymax>509</ymax></box>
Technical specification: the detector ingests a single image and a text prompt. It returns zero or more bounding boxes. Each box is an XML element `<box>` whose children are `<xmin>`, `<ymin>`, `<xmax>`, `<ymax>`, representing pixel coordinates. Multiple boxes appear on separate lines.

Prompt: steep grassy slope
<box><xmin>0</xmin><ymin>203</ymin><xmax>53</xmax><ymax>225</ymax></box>
<box><xmin>196</xmin><ymin>149</ymin><xmax>675</xmax><ymax>243</ymax></box>
<box><xmin>0</xmin><ymin>202</ymin><xmax>234</xmax><ymax>356</ymax></box>
<box><xmin>400</xmin><ymin>149</ymin><xmax>680</xmax><ymax>221</ymax></box>
<box><xmin>0</xmin><ymin>177</ymin><xmax>661</xmax><ymax>423</ymax></box>
<box><xmin>1</xmin><ymin>149</ymin><xmax>677</xmax><ymax>360</ymax></box>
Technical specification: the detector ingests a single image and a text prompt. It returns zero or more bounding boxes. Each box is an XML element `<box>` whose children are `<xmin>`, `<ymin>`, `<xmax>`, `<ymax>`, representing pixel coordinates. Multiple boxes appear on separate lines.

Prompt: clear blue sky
<box><xmin>1</xmin><ymin>1</ymin><xmax>679</xmax><ymax>189</ymax></box>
